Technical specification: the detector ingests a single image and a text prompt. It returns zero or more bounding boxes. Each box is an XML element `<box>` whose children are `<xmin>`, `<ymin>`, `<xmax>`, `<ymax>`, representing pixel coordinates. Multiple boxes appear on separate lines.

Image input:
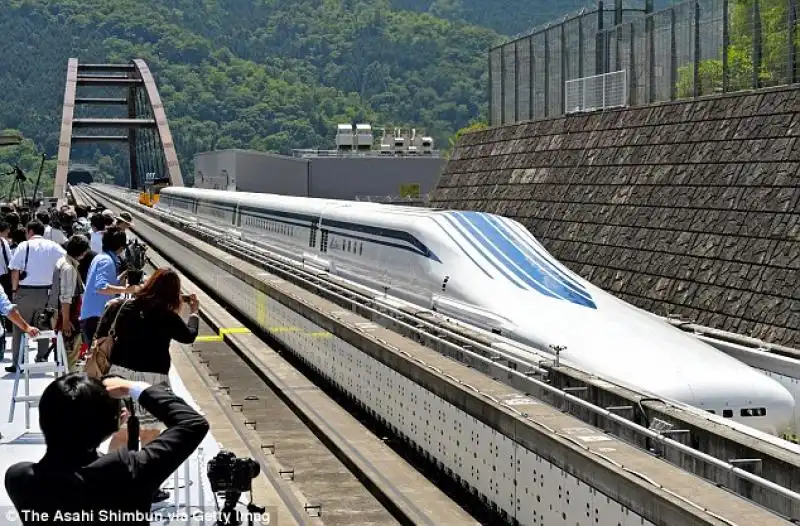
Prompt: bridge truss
<box><xmin>53</xmin><ymin>59</ymin><xmax>183</xmax><ymax>201</ymax></box>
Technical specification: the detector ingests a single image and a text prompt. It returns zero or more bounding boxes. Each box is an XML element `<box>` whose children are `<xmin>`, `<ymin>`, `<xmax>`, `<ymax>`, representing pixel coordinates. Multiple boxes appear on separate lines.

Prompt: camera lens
<box><xmin>248</xmin><ymin>459</ymin><xmax>260</xmax><ymax>478</ymax></box>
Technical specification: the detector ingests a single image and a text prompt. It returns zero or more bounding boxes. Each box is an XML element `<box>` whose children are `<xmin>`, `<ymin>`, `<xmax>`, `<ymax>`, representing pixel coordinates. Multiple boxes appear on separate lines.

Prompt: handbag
<box><xmin>83</xmin><ymin>299</ymin><xmax>129</xmax><ymax>378</ymax></box>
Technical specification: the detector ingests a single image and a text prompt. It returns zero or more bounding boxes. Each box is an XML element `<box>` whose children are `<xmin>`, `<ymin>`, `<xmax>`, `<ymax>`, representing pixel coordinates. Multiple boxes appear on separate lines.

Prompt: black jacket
<box><xmin>4</xmin><ymin>385</ymin><xmax>210</xmax><ymax>525</ymax></box>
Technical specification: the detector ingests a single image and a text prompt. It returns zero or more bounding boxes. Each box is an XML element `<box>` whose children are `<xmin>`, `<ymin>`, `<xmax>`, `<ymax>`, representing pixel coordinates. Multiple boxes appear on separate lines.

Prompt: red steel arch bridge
<box><xmin>53</xmin><ymin>58</ymin><xmax>184</xmax><ymax>202</ymax></box>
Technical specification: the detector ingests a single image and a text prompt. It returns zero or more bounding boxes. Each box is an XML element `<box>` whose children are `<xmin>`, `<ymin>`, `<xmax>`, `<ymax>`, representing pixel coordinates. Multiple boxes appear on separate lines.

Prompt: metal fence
<box><xmin>490</xmin><ymin>0</ymin><xmax>800</xmax><ymax>125</ymax></box>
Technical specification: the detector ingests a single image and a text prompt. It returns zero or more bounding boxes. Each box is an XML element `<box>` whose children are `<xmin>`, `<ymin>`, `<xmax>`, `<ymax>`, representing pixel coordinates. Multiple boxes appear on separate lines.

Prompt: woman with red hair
<box><xmin>94</xmin><ymin>268</ymin><xmax>199</xmax><ymax>454</ymax></box>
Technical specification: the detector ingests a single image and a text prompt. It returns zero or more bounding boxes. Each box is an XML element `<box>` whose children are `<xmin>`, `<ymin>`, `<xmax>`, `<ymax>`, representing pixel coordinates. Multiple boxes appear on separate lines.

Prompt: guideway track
<box><xmin>77</xmin><ymin>186</ymin><xmax>479</xmax><ymax>526</ymax></box>
<box><xmin>82</xmin><ymin>185</ymin><xmax>798</xmax><ymax>526</ymax></box>
<box><xmin>80</xmin><ymin>184</ymin><xmax>800</xmax><ymax>522</ymax></box>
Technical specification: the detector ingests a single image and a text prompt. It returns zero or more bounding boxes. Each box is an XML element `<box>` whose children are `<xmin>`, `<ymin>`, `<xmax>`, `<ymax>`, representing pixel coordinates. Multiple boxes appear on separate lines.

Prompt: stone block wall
<box><xmin>431</xmin><ymin>86</ymin><xmax>800</xmax><ymax>348</ymax></box>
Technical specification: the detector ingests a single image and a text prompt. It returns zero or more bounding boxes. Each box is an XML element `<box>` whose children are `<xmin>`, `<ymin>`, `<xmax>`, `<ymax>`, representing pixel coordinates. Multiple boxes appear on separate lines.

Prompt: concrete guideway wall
<box><xmin>89</xmin><ymin>186</ymin><xmax>796</xmax><ymax>526</ymax></box>
<box><xmin>432</xmin><ymin>85</ymin><xmax>800</xmax><ymax>349</ymax></box>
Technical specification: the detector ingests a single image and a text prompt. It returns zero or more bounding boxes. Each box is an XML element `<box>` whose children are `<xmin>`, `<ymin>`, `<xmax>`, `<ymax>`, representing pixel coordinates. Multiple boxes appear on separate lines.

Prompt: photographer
<box><xmin>79</xmin><ymin>227</ymin><xmax>137</xmax><ymax>346</ymax></box>
<box><xmin>102</xmin><ymin>268</ymin><xmax>199</xmax><ymax>458</ymax></box>
<box><xmin>5</xmin><ymin>374</ymin><xmax>209</xmax><ymax>525</ymax></box>
<box><xmin>38</xmin><ymin>235</ymin><xmax>91</xmax><ymax>367</ymax></box>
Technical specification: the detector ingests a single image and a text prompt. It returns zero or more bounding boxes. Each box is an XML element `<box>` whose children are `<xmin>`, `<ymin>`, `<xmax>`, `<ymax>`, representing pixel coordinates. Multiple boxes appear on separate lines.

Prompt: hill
<box><xmin>390</xmin><ymin>0</ymin><xmax>680</xmax><ymax>37</ymax></box>
<box><xmin>0</xmin><ymin>0</ymin><xmax>500</xmax><ymax>187</ymax></box>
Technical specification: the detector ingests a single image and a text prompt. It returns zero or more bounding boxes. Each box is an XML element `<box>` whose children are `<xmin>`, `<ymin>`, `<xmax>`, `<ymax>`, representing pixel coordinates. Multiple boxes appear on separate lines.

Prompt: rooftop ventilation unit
<box><xmin>379</xmin><ymin>128</ymin><xmax>392</xmax><ymax>154</ymax></box>
<box><xmin>336</xmin><ymin>124</ymin><xmax>354</xmax><ymax>151</ymax></box>
<box><xmin>420</xmin><ymin>136</ymin><xmax>433</xmax><ymax>154</ymax></box>
<box><xmin>393</xmin><ymin>128</ymin><xmax>405</xmax><ymax>154</ymax></box>
<box><xmin>407</xmin><ymin>129</ymin><xmax>419</xmax><ymax>155</ymax></box>
<box><xmin>355</xmin><ymin>123</ymin><xmax>373</xmax><ymax>151</ymax></box>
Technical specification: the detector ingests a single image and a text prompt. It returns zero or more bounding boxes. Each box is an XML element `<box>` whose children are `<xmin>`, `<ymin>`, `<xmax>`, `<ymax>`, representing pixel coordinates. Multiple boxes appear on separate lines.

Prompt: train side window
<box><xmin>722</xmin><ymin>409</ymin><xmax>733</xmax><ymax>418</ymax></box>
<box><xmin>359</xmin><ymin>243</ymin><xmax>363</xmax><ymax>255</ymax></box>
<box><xmin>706</xmin><ymin>410</ymin><xmax>716</xmax><ymax>415</ymax></box>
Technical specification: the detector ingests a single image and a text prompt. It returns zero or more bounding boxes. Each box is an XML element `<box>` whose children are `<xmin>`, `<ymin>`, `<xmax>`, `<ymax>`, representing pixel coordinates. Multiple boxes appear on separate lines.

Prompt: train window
<box><xmin>706</xmin><ymin>410</ymin><xmax>716</xmax><ymax>415</ymax></box>
<box><xmin>740</xmin><ymin>408</ymin><xmax>767</xmax><ymax>417</ymax></box>
<box><xmin>346</xmin><ymin>240</ymin><xmax>351</xmax><ymax>252</ymax></box>
<box><xmin>722</xmin><ymin>409</ymin><xmax>733</xmax><ymax>418</ymax></box>
<box><xmin>359</xmin><ymin>243</ymin><xmax>363</xmax><ymax>255</ymax></box>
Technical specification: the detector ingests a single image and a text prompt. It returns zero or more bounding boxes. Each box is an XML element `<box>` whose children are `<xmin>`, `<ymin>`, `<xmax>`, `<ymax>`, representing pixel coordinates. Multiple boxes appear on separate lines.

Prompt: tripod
<box><xmin>3</xmin><ymin>166</ymin><xmax>26</xmax><ymax>206</ymax></box>
<box><xmin>215</xmin><ymin>490</ymin><xmax>266</xmax><ymax>526</ymax></box>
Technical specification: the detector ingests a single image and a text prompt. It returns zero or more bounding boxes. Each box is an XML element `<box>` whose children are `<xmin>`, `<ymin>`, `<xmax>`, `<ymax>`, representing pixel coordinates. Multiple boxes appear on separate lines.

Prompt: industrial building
<box><xmin>193</xmin><ymin>124</ymin><xmax>445</xmax><ymax>202</ymax></box>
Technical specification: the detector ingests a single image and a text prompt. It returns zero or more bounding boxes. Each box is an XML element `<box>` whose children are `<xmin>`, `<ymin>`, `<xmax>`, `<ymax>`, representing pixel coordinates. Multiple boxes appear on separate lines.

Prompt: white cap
<box><xmin>102</xmin><ymin>209</ymin><xmax>115</xmax><ymax>217</ymax></box>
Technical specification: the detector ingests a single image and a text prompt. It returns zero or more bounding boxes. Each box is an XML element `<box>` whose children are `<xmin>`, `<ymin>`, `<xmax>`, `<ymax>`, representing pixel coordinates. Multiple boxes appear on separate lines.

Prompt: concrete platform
<box><xmin>0</xmin><ymin>335</ymin><xmax>268</xmax><ymax>525</ymax></box>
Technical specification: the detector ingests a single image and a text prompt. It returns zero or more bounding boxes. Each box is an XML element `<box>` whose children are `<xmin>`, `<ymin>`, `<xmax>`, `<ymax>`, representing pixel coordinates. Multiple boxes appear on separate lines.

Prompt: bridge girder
<box><xmin>53</xmin><ymin>58</ymin><xmax>184</xmax><ymax>202</ymax></box>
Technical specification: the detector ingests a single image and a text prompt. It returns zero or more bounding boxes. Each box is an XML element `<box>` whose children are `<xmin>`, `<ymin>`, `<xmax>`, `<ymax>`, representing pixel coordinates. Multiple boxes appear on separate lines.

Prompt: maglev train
<box><xmin>156</xmin><ymin>186</ymin><xmax>796</xmax><ymax>435</ymax></box>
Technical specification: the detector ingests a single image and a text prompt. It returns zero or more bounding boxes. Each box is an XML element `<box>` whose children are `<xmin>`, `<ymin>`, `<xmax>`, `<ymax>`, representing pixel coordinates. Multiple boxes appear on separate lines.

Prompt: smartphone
<box><xmin>181</xmin><ymin>294</ymin><xmax>192</xmax><ymax>303</ymax></box>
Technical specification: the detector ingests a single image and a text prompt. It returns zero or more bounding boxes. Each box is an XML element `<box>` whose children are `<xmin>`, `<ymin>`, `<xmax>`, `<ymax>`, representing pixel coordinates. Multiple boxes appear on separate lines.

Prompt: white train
<box><xmin>156</xmin><ymin>186</ymin><xmax>796</xmax><ymax>435</ymax></box>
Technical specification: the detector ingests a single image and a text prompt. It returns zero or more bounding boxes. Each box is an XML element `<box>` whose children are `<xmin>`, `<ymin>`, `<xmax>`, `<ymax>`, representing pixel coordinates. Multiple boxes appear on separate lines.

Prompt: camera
<box><xmin>34</xmin><ymin>308</ymin><xmax>56</xmax><ymax>331</ymax></box>
<box><xmin>123</xmin><ymin>239</ymin><xmax>148</xmax><ymax>286</ymax></box>
<box><xmin>207</xmin><ymin>450</ymin><xmax>260</xmax><ymax>493</ymax></box>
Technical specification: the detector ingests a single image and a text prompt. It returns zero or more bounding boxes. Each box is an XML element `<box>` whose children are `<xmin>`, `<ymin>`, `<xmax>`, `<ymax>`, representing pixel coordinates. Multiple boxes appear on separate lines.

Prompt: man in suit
<box><xmin>5</xmin><ymin>374</ymin><xmax>210</xmax><ymax>524</ymax></box>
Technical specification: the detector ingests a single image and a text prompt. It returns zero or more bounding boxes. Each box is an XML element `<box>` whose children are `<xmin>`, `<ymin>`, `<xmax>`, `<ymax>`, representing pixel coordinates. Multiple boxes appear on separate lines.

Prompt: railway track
<box><xmin>73</xmin><ymin>184</ymin><xmax>800</xmax><ymax>523</ymax></box>
<box><xmin>72</xmin><ymin>185</ymin><xmax>486</xmax><ymax>525</ymax></box>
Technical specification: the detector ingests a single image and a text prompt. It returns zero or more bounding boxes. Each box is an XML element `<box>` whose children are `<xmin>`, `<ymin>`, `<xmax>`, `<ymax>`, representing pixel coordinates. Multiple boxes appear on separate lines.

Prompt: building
<box><xmin>193</xmin><ymin>125</ymin><xmax>445</xmax><ymax>202</ymax></box>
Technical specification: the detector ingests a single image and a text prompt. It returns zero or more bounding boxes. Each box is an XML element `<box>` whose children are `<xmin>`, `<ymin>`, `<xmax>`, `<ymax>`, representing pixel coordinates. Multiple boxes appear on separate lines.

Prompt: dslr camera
<box><xmin>207</xmin><ymin>450</ymin><xmax>260</xmax><ymax>493</ymax></box>
<box><xmin>124</xmin><ymin>239</ymin><xmax>148</xmax><ymax>286</ymax></box>
<box><xmin>34</xmin><ymin>308</ymin><xmax>57</xmax><ymax>331</ymax></box>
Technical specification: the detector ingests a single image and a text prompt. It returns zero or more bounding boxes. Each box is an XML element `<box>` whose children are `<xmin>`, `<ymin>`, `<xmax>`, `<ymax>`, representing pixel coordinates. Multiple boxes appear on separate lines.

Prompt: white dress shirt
<box><xmin>90</xmin><ymin>230</ymin><xmax>103</xmax><ymax>254</ymax></box>
<box><xmin>0</xmin><ymin>238</ymin><xmax>12</xmax><ymax>276</ymax></box>
<box><xmin>8</xmin><ymin>236</ymin><xmax>66</xmax><ymax>287</ymax></box>
<box><xmin>44</xmin><ymin>226</ymin><xmax>68</xmax><ymax>245</ymax></box>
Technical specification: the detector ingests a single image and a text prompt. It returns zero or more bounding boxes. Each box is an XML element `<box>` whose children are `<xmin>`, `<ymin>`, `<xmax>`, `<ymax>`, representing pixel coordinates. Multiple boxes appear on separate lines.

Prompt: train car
<box><xmin>156</xmin><ymin>187</ymin><xmax>796</xmax><ymax>435</ymax></box>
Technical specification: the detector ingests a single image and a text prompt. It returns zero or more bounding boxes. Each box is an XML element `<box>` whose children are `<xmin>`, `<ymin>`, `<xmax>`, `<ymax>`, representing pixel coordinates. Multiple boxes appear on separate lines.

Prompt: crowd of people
<box><xmin>0</xmin><ymin>200</ymin><xmax>209</xmax><ymax>522</ymax></box>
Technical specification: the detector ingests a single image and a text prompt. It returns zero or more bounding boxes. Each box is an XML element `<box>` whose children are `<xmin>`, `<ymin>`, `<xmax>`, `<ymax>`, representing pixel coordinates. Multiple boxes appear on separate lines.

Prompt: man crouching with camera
<box><xmin>4</xmin><ymin>374</ymin><xmax>209</xmax><ymax>524</ymax></box>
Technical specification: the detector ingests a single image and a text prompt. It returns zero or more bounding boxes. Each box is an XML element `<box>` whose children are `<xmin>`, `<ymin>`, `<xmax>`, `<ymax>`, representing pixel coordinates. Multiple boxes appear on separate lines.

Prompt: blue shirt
<box><xmin>0</xmin><ymin>287</ymin><xmax>14</xmax><ymax>318</ymax></box>
<box><xmin>80</xmin><ymin>251</ymin><xmax>120</xmax><ymax>321</ymax></box>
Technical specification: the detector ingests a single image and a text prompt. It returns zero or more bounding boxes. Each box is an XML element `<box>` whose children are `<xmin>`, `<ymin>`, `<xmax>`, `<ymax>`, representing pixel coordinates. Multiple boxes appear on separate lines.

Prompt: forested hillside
<box><xmin>390</xmin><ymin>0</ymin><xmax>678</xmax><ymax>37</ymax></box>
<box><xmin>0</xmin><ymin>0</ymin><xmax>500</xmax><ymax>187</ymax></box>
<box><xmin>0</xmin><ymin>0</ymin><xmax>679</xmax><ymax>191</ymax></box>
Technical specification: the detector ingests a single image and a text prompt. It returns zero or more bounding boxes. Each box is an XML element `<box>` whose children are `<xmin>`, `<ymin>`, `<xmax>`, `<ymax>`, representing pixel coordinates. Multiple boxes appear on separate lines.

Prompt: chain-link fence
<box><xmin>489</xmin><ymin>0</ymin><xmax>800</xmax><ymax>126</ymax></box>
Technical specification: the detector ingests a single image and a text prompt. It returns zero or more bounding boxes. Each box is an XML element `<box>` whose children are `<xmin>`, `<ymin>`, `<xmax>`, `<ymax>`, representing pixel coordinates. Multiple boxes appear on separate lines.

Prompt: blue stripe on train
<box><xmin>483</xmin><ymin>214</ymin><xmax>594</xmax><ymax>304</ymax></box>
<box><xmin>448</xmin><ymin>212</ymin><xmax>596</xmax><ymax>309</ymax></box>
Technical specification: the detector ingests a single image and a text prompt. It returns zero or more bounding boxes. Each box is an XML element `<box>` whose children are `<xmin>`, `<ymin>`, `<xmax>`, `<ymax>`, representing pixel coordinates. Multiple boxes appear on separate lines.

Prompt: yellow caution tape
<box><xmin>195</xmin><ymin>335</ymin><xmax>223</xmax><ymax>342</ymax></box>
<box><xmin>195</xmin><ymin>327</ymin><xmax>250</xmax><ymax>343</ymax></box>
<box><xmin>220</xmin><ymin>327</ymin><xmax>251</xmax><ymax>335</ymax></box>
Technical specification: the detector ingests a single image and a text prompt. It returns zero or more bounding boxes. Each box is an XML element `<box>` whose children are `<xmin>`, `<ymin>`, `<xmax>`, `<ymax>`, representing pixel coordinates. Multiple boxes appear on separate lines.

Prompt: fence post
<box><xmin>753</xmin><ymin>0</ymin><xmax>762</xmax><ymax>89</ymax></box>
<box><xmin>488</xmin><ymin>51</ymin><xmax>494</xmax><ymax>126</ymax></box>
<box><xmin>578</xmin><ymin>14</ymin><xmax>585</xmax><ymax>79</ymax></box>
<box><xmin>515</xmin><ymin>40</ymin><xmax>520</xmax><ymax>123</ymax></box>
<box><xmin>670</xmin><ymin>7</ymin><xmax>678</xmax><ymax>99</ymax></box>
<box><xmin>630</xmin><ymin>23</ymin><xmax>636</xmax><ymax>106</ymax></box>
<box><xmin>789</xmin><ymin>0</ymin><xmax>797</xmax><ymax>84</ymax></box>
<box><xmin>647</xmin><ymin>4</ymin><xmax>655</xmax><ymax>103</ymax></box>
<box><xmin>544</xmin><ymin>30</ymin><xmax>550</xmax><ymax>118</ymax></box>
<box><xmin>693</xmin><ymin>0</ymin><xmax>701</xmax><ymax>97</ymax></box>
<box><xmin>597</xmin><ymin>1</ymin><xmax>605</xmax><ymax>75</ymax></box>
<box><xmin>722</xmin><ymin>0</ymin><xmax>730</xmax><ymax>92</ymax></box>
<box><xmin>530</xmin><ymin>36</ymin><xmax>536</xmax><ymax>120</ymax></box>
<box><xmin>500</xmin><ymin>44</ymin><xmax>507</xmax><ymax>124</ymax></box>
<box><xmin>561</xmin><ymin>23</ymin><xmax>567</xmax><ymax>115</ymax></box>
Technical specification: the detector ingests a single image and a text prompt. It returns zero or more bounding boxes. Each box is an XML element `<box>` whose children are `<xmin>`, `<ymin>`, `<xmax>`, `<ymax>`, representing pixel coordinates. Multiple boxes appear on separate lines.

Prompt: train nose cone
<box><xmin>751</xmin><ymin>374</ymin><xmax>796</xmax><ymax>435</ymax></box>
